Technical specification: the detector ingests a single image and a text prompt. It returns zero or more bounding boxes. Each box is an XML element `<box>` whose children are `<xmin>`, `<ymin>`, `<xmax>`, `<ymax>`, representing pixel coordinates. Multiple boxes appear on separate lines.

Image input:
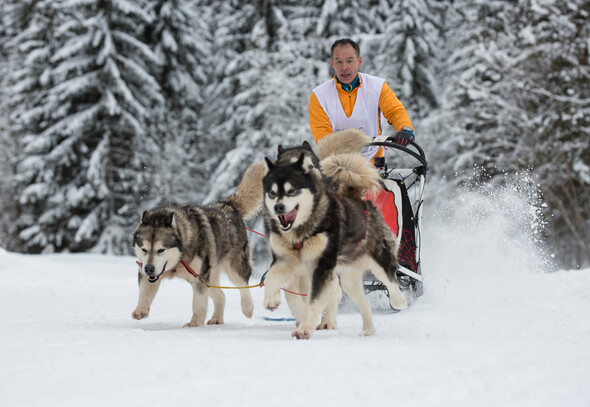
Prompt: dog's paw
<box><xmin>389</xmin><ymin>288</ymin><xmax>408</xmax><ymax>310</ymax></box>
<box><xmin>183</xmin><ymin>321</ymin><xmax>204</xmax><ymax>328</ymax></box>
<box><xmin>361</xmin><ymin>326</ymin><xmax>376</xmax><ymax>336</ymax></box>
<box><xmin>132</xmin><ymin>307</ymin><xmax>149</xmax><ymax>320</ymax></box>
<box><xmin>292</xmin><ymin>328</ymin><xmax>312</xmax><ymax>340</ymax></box>
<box><xmin>263</xmin><ymin>291</ymin><xmax>282</xmax><ymax>311</ymax></box>
<box><xmin>316</xmin><ymin>321</ymin><xmax>337</xmax><ymax>330</ymax></box>
<box><xmin>241</xmin><ymin>299</ymin><xmax>254</xmax><ymax>319</ymax></box>
<box><xmin>206</xmin><ymin>318</ymin><xmax>224</xmax><ymax>325</ymax></box>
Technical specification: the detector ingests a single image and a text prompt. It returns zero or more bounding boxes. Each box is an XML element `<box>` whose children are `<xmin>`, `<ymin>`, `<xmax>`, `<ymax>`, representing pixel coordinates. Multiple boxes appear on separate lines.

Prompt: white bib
<box><xmin>313</xmin><ymin>73</ymin><xmax>385</xmax><ymax>159</ymax></box>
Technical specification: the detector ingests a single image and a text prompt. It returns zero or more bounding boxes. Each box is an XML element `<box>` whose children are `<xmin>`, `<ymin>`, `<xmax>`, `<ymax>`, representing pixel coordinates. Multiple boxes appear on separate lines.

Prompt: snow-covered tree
<box><xmin>0</xmin><ymin>1</ymin><xmax>18</xmax><ymax>250</ymax></box>
<box><xmin>142</xmin><ymin>0</ymin><xmax>213</xmax><ymax>205</ymax></box>
<box><xmin>203</xmin><ymin>0</ymin><xmax>307</xmax><ymax>203</ymax></box>
<box><xmin>368</xmin><ymin>0</ymin><xmax>444</xmax><ymax>118</ymax></box>
<box><xmin>510</xmin><ymin>0</ymin><xmax>590</xmax><ymax>267</ymax></box>
<box><xmin>8</xmin><ymin>0</ymin><xmax>164</xmax><ymax>253</ymax></box>
<box><xmin>432</xmin><ymin>0</ymin><xmax>589</xmax><ymax>268</ymax></box>
<box><xmin>2</xmin><ymin>0</ymin><xmax>62</xmax><ymax>251</ymax></box>
<box><xmin>431</xmin><ymin>1</ymin><xmax>523</xmax><ymax>181</ymax></box>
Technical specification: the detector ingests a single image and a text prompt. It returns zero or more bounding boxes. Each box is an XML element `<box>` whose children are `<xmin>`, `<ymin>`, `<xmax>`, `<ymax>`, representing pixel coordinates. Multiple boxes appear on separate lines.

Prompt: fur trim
<box><xmin>223</xmin><ymin>161</ymin><xmax>265</xmax><ymax>220</ymax></box>
<box><xmin>320</xmin><ymin>153</ymin><xmax>381</xmax><ymax>200</ymax></box>
<box><xmin>316</xmin><ymin>129</ymin><xmax>372</xmax><ymax>160</ymax></box>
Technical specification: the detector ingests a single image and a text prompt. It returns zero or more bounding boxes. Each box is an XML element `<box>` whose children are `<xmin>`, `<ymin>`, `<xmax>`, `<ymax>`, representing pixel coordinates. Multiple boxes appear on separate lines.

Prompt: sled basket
<box><xmin>364</xmin><ymin>136</ymin><xmax>428</xmax><ymax>300</ymax></box>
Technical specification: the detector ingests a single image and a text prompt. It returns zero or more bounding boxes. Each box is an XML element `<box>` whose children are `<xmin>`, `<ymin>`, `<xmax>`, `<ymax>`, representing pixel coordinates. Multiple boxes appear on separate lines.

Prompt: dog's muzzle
<box><xmin>143</xmin><ymin>262</ymin><xmax>167</xmax><ymax>284</ymax></box>
<box><xmin>275</xmin><ymin>204</ymin><xmax>298</xmax><ymax>232</ymax></box>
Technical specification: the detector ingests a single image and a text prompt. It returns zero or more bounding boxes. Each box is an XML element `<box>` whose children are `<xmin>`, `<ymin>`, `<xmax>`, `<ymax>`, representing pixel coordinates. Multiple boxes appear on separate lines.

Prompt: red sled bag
<box><xmin>369</xmin><ymin>180</ymin><xmax>418</xmax><ymax>272</ymax></box>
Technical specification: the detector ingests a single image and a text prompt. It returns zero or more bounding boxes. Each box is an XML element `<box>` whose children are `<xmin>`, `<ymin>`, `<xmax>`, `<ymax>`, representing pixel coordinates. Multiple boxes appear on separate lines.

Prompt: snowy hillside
<box><xmin>1</xmin><ymin>180</ymin><xmax>589</xmax><ymax>407</ymax></box>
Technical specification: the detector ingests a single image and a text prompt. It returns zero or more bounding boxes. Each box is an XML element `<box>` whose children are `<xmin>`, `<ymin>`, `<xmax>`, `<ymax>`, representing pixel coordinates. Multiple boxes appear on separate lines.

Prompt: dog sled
<box><xmin>364</xmin><ymin>135</ymin><xmax>429</xmax><ymax>303</ymax></box>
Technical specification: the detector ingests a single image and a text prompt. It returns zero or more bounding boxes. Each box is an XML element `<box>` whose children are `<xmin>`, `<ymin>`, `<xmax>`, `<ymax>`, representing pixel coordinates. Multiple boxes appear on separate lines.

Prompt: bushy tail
<box><xmin>220</xmin><ymin>161</ymin><xmax>265</xmax><ymax>220</ymax></box>
<box><xmin>316</xmin><ymin>129</ymin><xmax>372</xmax><ymax>160</ymax></box>
<box><xmin>320</xmin><ymin>153</ymin><xmax>381</xmax><ymax>200</ymax></box>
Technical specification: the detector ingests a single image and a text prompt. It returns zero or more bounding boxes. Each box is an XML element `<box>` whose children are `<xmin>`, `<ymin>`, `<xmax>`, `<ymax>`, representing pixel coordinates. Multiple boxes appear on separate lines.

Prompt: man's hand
<box><xmin>393</xmin><ymin>127</ymin><xmax>415</xmax><ymax>147</ymax></box>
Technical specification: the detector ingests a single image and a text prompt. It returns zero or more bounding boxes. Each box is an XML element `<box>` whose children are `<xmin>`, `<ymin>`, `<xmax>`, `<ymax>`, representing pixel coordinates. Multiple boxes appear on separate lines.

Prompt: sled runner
<box><xmin>364</xmin><ymin>135</ymin><xmax>429</xmax><ymax>302</ymax></box>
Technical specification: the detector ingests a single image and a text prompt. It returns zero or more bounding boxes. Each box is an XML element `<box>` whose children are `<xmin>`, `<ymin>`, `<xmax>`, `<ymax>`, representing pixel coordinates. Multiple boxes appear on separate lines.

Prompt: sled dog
<box><xmin>132</xmin><ymin>161</ymin><xmax>265</xmax><ymax>327</ymax></box>
<box><xmin>262</xmin><ymin>129</ymin><xmax>407</xmax><ymax>339</ymax></box>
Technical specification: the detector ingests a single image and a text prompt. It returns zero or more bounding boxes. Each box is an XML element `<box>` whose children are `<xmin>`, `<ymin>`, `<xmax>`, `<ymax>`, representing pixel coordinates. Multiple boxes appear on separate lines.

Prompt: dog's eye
<box><xmin>267</xmin><ymin>191</ymin><xmax>277</xmax><ymax>199</ymax></box>
<box><xmin>287</xmin><ymin>188</ymin><xmax>298</xmax><ymax>196</ymax></box>
<box><xmin>157</xmin><ymin>248</ymin><xmax>165</xmax><ymax>254</ymax></box>
<box><xmin>141</xmin><ymin>248</ymin><xmax>147</xmax><ymax>254</ymax></box>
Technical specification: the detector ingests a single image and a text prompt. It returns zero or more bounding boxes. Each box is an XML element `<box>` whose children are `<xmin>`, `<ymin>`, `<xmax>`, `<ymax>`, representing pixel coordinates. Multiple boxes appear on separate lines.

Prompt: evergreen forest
<box><xmin>1</xmin><ymin>0</ymin><xmax>588</xmax><ymax>268</ymax></box>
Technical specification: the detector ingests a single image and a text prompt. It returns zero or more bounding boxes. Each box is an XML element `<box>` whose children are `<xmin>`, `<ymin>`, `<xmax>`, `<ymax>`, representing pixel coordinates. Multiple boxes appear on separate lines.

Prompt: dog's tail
<box><xmin>320</xmin><ymin>153</ymin><xmax>381</xmax><ymax>200</ymax></box>
<box><xmin>316</xmin><ymin>129</ymin><xmax>372</xmax><ymax>160</ymax></box>
<box><xmin>220</xmin><ymin>161</ymin><xmax>266</xmax><ymax>220</ymax></box>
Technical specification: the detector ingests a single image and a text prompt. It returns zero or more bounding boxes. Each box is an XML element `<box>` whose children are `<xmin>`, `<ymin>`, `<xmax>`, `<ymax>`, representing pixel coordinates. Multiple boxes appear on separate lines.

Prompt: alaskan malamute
<box><xmin>262</xmin><ymin>130</ymin><xmax>407</xmax><ymax>339</ymax></box>
<box><xmin>132</xmin><ymin>161</ymin><xmax>265</xmax><ymax>327</ymax></box>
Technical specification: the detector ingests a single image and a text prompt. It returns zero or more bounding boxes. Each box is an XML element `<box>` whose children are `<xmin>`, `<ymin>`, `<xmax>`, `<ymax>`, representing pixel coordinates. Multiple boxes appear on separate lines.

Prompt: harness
<box><xmin>135</xmin><ymin>208</ymin><xmax>368</xmax><ymax>297</ymax></box>
<box><xmin>291</xmin><ymin>209</ymin><xmax>369</xmax><ymax>253</ymax></box>
<box><xmin>135</xmin><ymin>258</ymin><xmax>307</xmax><ymax>296</ymax></box>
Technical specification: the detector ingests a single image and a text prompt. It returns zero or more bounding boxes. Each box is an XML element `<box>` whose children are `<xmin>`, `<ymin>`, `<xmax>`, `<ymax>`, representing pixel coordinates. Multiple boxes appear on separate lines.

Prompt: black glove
<box><xmin>393</xmin><ymin>128</ymin><xmax>415</xmax><ymax>146</ymax></box>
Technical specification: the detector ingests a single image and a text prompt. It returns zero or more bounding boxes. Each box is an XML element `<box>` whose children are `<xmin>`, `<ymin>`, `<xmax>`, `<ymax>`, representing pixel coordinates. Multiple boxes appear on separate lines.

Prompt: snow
<box><xmin>2</xmin><ymin>183</ymin><xmax>590</xmax><ymax>407</ymax></box>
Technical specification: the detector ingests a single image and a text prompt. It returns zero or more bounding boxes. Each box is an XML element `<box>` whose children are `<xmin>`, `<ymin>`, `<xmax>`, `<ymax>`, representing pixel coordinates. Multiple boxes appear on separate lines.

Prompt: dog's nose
<box><xmin>144</xmin><ymin>264</ymin><xmax>155</xmax><ymax>275</ymax></box>
<box><xmin>274</xmin><ymin>203</ymin><xmax>285</xmax><ymax>215</ymax></box>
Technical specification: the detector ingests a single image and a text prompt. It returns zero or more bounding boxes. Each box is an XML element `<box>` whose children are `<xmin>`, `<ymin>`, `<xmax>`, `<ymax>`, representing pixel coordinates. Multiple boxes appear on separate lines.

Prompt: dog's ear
<box><xmin>295</xmin><ymin>153</ymin><xmax>315</xmax><ymax>173</ymax></box>
<box><xmin>295</xmin><ymin>153</ymin><xmax>305</xmax><ymax>168</ymax></box>
<box><xmin>301</xmin><ymin>140</ymin><xmax>313</xmax><ymax>151</ymax></box>
<box><xmin>162</xmin><ymin>212</ymin><xmax>174</xmax><ymax>227</ymax></box>
<box><xmin>141</xmin><ymin>211</ymin><xmax>150</xmax><ymax>224</ymax></box>
<box><xmin>264</xmin><ymin>156</ymin><xmax>275</xmax><ymax>171</ymax></box>
<box><xmin>277</xmin><ymin>145</ymin><xmax>286</xmax><ymax>157</ymax></box>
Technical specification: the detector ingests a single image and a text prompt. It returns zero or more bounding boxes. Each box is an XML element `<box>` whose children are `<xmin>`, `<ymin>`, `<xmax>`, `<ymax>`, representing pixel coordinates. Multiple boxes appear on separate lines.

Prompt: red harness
<box><xmin>135</xmin><ymin>259</ymin><xmax>199</xmax><ymax>278</ymax></box>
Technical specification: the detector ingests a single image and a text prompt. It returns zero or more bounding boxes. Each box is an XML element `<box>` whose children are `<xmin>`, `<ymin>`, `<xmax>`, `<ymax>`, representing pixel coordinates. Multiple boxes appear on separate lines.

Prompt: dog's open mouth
<box><xmin>278</xmin><ymin>206</ymin><xmax>298</xmax><ymax>231</ymax></box>
<box><xmin>146</xmin><ymin>262</ymin><xmax>167</xmax><ymax>284</ymax></box>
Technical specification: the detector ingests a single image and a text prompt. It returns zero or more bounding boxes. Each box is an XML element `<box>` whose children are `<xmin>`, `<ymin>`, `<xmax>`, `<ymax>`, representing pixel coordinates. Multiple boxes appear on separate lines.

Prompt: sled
<box><xmin>364</xmin><ymin>135</ymin><xmax>429</xmax><ymax>303</ymax></box>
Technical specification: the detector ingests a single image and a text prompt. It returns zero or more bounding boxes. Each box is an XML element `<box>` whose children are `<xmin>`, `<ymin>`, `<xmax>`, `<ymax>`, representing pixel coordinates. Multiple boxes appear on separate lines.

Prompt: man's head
<box><xmin>330</xmin><ymin>38</ymin><xmax>362</xmax><ymax>84</ymax></box>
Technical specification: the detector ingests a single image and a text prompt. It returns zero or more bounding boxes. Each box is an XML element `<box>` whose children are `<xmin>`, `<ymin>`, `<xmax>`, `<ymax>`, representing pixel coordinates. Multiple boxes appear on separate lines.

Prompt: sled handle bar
<box><xmin>367</xmin><ymin>138</ymin><xmax>429</xmax><ymax>173</ymax></box>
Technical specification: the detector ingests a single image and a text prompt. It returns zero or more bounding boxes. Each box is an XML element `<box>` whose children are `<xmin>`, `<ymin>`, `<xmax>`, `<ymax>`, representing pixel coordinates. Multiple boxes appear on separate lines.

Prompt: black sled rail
<box><xmin>367</xmin><ymin>136</ymin><xmax>429</xmax><ymax>174</ymax></box>
<box><xmin>364</xmin><ymin>136</ymin><xmax>429</xmax><ymax>302</ymax></box>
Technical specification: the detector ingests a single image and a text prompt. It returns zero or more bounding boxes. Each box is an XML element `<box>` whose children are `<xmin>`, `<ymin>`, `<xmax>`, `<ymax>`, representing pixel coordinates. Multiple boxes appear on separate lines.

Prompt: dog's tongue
<box><xmin>284</xmin><ymin>207</ymin><xmax>298</xmax><ymax>223</ymax></box>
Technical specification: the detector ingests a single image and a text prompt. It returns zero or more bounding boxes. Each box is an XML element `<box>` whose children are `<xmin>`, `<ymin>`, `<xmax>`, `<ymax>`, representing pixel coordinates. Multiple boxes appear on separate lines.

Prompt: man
<box><xmin>309</xmin><ymin>38</ymin><xmax>415</xmax><ymax>159</ymax></box>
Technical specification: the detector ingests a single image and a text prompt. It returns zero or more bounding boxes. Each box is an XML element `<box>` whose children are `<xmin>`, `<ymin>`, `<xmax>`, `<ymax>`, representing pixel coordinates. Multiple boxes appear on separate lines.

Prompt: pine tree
<box><xmin>143</xmin><ymin>0</ymin><xmax>213</xmax><ymax>205</ymax></box>
<box><xmin>510</xmin><ymin>0</ymin><xmax>590</xmax><ymax>267</ymax></box>
<box><xmin>3</xmin><ymin>0</ymin><xmax>63</xmax><ymax>252</ymax></box>
<box><xmin>0</xmin><ymin>1</ymin><xmax>17</xmax><ymax>249</ymax></box>
<box><xmin>203</xmin><ymin>0</ymin><xmax>308</xmax><ymax>203</ymax></box>
<box><xmin>433</xmin><ymin>0</ymin><xmax>589</xmax><ymax>267</ymax></box>
<box><xmin>430</xmin><ymin>1</ymin><xmax>525</xmax><ymax>180</ymax></box>
<box><xmin>369</xmin><ymin>0</ymin><xmax>444</xmax><ymax>118</ymax></box>
<box><xmin>8</xmin><ymin>0</ymin><xmax>165</xmax><ymax>253</ymax></box>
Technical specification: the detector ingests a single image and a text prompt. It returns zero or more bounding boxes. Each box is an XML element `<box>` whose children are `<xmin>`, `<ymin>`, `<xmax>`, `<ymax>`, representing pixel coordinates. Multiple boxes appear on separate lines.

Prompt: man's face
<box><xmin>331</xmin><ymin>44</ymin><xmax>362</xmax><ymax>84</ymax></box>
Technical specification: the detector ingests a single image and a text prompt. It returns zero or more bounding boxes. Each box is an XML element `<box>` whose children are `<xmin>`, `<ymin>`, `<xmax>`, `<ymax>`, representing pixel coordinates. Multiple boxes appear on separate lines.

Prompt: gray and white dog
<box><xmin>132</xmin><ymin>161</ymin><xmax>265</xmax><ymax>327</ymax></box>
<box><xmin>262</xmin><ymin>129</ymin><xmax>407</xmax><ymax>339</ymax></box>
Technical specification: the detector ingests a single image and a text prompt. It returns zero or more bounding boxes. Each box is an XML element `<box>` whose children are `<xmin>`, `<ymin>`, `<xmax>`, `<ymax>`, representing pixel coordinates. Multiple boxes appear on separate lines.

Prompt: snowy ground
<box><xmin>2</xmin><ymin>182</ymin><xmax>590</xmax><ymax>407</ymax></box>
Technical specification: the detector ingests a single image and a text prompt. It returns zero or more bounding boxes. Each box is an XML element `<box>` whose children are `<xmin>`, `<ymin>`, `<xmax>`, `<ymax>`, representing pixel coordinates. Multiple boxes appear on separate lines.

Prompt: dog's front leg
<box><xmin>284</xmin><ymin>275</ymin><xmax>308</xmax><ymax>324</ymax></box>
<box><xmin>263</xmin><ymin>259</ymin><xmax>294</xmax><ymax>311</ymax></box>
<box><xmin>339</xmin><ymin>264</ymin><xmax>376</xmax><ymax>336</ymax></box>
<box><xmin>185</xmin><ymin>280</ymin><xmax>208</xmax><ymax>327</ymax></box>
<box><xmin>132</xmin><ymin>273</ymin><xmax>161</xmax><ymax>320</ymax></box>
<box><xmin>207</xmin><ymin>268</ymin><xmax>225</xmax><ymax>324</ymax></box>
<box><xmin>292</xmin><ymin>270</ymin><xmax>338</xmax><ymax>339</ymax></box>
<box><xmin>317</xmin><ymin>283</ymin><xmax>342</xmax><ymax>330</ymax></box>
